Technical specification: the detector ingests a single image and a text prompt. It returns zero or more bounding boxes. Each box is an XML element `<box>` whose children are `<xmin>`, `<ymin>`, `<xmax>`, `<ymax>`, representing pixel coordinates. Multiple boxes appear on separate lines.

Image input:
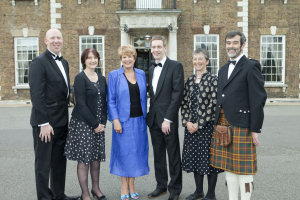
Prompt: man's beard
<box><xmin>227</xmin><ymin>47</ymin><xmax>242</xmax><ymax>59</ymax></box>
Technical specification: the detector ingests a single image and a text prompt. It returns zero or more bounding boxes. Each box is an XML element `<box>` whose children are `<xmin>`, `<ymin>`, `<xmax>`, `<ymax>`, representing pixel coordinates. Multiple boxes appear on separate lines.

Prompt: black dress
<box><xmin>65</xmin><ymin>79</ymin><xmax>105</xmax><ymax>165</ymax></box>
<box><xmin>181</xmin><ymin>73</ymin><xmax>222</xmax><ymax>174</ymax></box>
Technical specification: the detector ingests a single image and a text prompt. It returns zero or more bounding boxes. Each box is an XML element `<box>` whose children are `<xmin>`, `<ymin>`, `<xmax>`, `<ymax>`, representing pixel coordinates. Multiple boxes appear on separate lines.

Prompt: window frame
<box><xmin>79</xmin><ymin>35</ymin><xmax>105</xmax><ymax>76</ymax></box>
<box><xmin>260</xmin><ymin>35</ymin><xmax>286</xmax><ymax>85</ymax></box>
<box><xmin>193</xmin><ymin>34</ymin><xmax>219</xmax><ymax>75</ymax></box>
<box><xmin>14</xmin><ymin>37</ymin><xmax>39</xmax><ymax>86</ymax></box>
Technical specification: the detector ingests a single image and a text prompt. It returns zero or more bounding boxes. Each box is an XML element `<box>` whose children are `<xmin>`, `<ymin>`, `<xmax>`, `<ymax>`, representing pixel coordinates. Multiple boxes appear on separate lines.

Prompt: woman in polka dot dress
<box><xmin>181</xmin><ymin>48</ymin><xmax>222</xmax><ymax>200</ymax></box>
<box><xmin>65</xmin><ymin>48</ymin><xmax>107</xmax><ymax>200</ymax></box>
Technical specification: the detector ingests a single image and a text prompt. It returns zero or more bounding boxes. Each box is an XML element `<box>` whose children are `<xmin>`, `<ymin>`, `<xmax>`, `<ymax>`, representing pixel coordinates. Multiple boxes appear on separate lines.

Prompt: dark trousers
<box><xmin>149</xmin><ymin>119</ymin><xmax>182</xmax><ymax>195</ymax></box>
<box><xmin>32</xmin><ymin>125</ymin><xmax>68</xmax><ymax>200</ymax></box>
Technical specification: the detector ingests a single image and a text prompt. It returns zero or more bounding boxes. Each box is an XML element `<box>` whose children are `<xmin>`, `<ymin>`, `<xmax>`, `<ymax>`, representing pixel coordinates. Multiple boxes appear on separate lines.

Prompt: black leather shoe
<box><xmin>52</xmin><ymin>194</ymin><xmax>81</xmax><ymax>200</ymax></box>
<box><xmin>148</xmin><ymin>188</ymin><xmax>167</xmax><ymax>198</ymax></box>
<box><xmin>185</xmin><ymin>192</ymin><xmax>204</xmax><ymax>200</ymax></box>
<box><xmin>91</xmin><ymin>190</ymin><xmax>107</xmax><ymax>200</ymax></box>
<box><xmin>64</xmin><ymin>194</ymin><xmax>81</xmax><ymax>200</ymax></box>
<box><xmin>202</xmin><ymin>196</ymin><xmax>216</xmax><ymax>200</ymax></box>
<box><xmin>168</xmin><ymin>193</ymin><xmax>179</xmax><ymax>200</ymax></box>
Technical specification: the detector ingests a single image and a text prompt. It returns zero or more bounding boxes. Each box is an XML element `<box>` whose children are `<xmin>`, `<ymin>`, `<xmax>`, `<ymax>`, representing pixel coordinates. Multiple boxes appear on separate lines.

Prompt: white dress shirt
<box><xmin>228</xmin><ymin>53</ymin><xmax>244</xmax><ymax>79</ymax></box>
<box><xmin>152</xmin><ymin>56</ymin><xmax>167</xmax><ymax>94</ymax></box>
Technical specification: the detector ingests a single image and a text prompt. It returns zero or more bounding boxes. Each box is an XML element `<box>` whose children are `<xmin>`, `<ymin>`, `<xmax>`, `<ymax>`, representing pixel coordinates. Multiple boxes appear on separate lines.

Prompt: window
<box><xmin>79</xmin><ymin>35</ymin><xmax>105</xmax><ymax>75</ymax></box>
<box><xmin>136</xmin><ymin>0</ymin><xmax>162</xmax><ymax>9</ymax></box>
<box><xmin>14</xmin><ymin>37</ymin><xmax>39</xmax><ymax>86</ymax></box>
<box><xmin>194</xmin><ymin>34</ymin><xmax>219</xmax><ymax>75</ymax></box>
<box><xmin>260</xmin><ymin>35</ymin><xmax>285</xmax><ymax>84</ymax></box>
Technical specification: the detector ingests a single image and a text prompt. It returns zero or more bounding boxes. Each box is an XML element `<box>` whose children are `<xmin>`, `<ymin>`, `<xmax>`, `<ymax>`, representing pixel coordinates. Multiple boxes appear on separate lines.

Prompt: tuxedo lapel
<box><xmin>46</xmin><ymin>50</ymin><xmax>68</xmax><ymax>90</ymax></box>
<box><xmin>154</xmin><ymin>59</ymin><xmax>169</xmax><ymax>99</ymax></box>
<box><xmin>62</xmin><ymin>60</ymin><xmax>70</xmax><ymax>88</ymax></box>
<box><xmin>149</xmin><ymin>65</ymin><xmax>155</xmax><ymax>98</ymax></box>
<box><xmin>219</xmin><ymin>64</ymin><xmax>229</xmax><ymax>89</ymax></box>
<box><xmin>222</xmin><ymin>55</ymin><xmax>246</xmax><ymax>89</ymax></box>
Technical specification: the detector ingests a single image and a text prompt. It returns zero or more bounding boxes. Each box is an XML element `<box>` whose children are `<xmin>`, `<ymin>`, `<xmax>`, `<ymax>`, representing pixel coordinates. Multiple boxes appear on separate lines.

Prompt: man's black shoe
<box><xmin>202</xmin><ymin>196</ymin><xmax>216</xmax><ymax>200</ymax></box>
<box><xmin>64</xmin><ymin>194</ymin><xmax>81</xmax><ymax>200</ymax></box>
<box><xmin>52</xmin><ymin>194</ymin><xmax>80</xmax><ymax>200</ymax></box>
<box><xmin>168</xmin><ymin>193</ymin><xmax>179</xmax><ymax>200</ymax></box>
<box><xmin>185</xmin><ymin>192</ymin><xmax>204</xmax><ymax>200</ymax></box>
<box><xmin>148</xmin><ymin>188</ymin><xmax>167</xmax><ymax>198</ymax></box>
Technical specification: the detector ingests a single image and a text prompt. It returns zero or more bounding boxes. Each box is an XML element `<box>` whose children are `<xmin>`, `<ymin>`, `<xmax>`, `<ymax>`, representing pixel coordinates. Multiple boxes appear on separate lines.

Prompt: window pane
<box><xmin>80</xmin><ymin>36</ymin><xmax>105</xmax><ymax>75</ymax></box>
<box><xmin>194</xmin><ymin>35</ymin><xmax>219</xmax><ymax>75</ymax></box>
<box><xmin>15</xmin><ymin>37</ymin><xmax>38</xmax><ymax>85</ymax></box>
<box><xmin>260</xmin><ymin>35</ymin><xmax>284</xmax><ymax>83</ymax></box>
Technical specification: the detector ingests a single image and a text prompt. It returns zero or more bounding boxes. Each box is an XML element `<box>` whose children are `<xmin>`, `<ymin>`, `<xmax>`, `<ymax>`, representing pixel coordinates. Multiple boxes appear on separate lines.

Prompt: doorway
<box><xmin>135</xmin><ymin>48</ymin><xmax>154</xmax><ymax>92</ymax></box>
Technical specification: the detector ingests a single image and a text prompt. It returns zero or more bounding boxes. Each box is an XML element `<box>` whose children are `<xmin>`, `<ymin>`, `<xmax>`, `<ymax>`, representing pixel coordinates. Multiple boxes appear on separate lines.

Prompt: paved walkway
<box><xmin>0</xmin><ymin>105</ymin><xmax>299</xmax><ymax>199</ymax></box>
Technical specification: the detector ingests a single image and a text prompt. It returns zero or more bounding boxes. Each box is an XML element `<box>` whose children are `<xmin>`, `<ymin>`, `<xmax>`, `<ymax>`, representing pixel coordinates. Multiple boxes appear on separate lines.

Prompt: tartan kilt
<box><xmin>210</xmin><ymin>113</ymin><xmax>257</xmax><ymax>175</ymax></box>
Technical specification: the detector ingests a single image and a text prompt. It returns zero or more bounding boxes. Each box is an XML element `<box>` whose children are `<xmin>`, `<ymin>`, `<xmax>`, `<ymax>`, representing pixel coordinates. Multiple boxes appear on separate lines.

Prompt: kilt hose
<box><xmin>210</xmin><ymin>113</ymin><xmax>257</xmax><ymax>175</ymax></box>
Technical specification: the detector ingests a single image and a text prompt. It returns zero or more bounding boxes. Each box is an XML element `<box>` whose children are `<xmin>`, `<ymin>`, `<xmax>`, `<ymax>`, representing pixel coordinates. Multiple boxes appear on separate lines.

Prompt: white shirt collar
<box><xmin>48</xmin><ymin>49</ymin><xmax>62</xmax><ymax>58</ymax></box>
<box><xmin>230</xmin><ymin>53</ymin><xmax>244</xmax><ymax>65</ymax></box>
<box><xmin>156</xmin><ymin>56</ymin><xmax>167</xmax><ymax>67</ymax></box>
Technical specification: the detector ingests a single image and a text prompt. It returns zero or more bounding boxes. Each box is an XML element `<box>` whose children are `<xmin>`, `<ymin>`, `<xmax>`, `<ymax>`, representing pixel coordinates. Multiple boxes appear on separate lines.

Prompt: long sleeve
<box><xmin>100</xmin><ymin>76</ymin><xmax>107</xmax><ymax>125</ymax></box>
<box><xmin>164</xmin><ymin>62</ymin><xmax>184</xmax><ymax>121</ymax></box>
<box><xmin>29</xmin><ymin>58</ymin><xmax>49</xmax><ymax>125</ymax></box>
<box><xmin>181</xmin><ymin>77</ymin><xmax>192</xmax><ymax>126</ymax></box>
<box><xmin>247</xmin><ymin>62</ymin><xmax>267</xmax><ymax>133</ymax></box>
<box><xmin>107</xmin><ymin>72</ymin><xmax>119</xmax><ymax>121</ymax></box>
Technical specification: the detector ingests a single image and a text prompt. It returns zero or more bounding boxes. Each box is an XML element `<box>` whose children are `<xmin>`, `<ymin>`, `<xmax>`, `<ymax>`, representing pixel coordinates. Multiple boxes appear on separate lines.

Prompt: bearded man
<box><xmin>210</xmin><ymin>31</ymin><xmax>267</xmax><ymax>200</ymax></box>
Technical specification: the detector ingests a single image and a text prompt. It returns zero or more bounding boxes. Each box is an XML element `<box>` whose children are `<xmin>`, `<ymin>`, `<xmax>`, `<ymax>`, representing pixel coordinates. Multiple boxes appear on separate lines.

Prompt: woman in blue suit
<box><xmin>108</xmin><ymin>45</ymin><xmax>149</xmax><ymax>200</ymax></box>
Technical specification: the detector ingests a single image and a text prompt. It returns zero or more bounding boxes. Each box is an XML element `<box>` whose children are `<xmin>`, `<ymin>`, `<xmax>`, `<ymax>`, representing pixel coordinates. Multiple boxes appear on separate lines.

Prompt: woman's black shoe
<box><xmin>185</xmin><ymin>192</ymin><xmax>204</xmax><ymax>200</ymax></box>
<box><xmin>203</xmin><ymin>195</ymin><xmax>216</xmax><ymax>200</ymax></box>
<box><xmin>91</xmin><ymin>190</ymin><xmax>107</xmax><ymax>200</ymax></box>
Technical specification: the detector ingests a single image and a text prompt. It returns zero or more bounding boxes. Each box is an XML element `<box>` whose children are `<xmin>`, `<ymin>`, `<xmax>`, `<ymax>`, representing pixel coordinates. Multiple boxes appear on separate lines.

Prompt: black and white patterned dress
<box><xmin>65</xmin><ymin>80</ymin><xmax>105</xmax><ymax>164</ymax></box>
<box><xmin>181</xmin><ymin>73</ymin><xmax>222</xmax><ymax>174</ymax></box>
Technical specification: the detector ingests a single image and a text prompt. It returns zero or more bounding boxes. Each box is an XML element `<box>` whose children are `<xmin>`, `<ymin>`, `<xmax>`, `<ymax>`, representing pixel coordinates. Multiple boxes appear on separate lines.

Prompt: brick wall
<box><xmin>0</xmin><ymin>0</ymin><xmax>299</xmax><ymax>100</ymax></box>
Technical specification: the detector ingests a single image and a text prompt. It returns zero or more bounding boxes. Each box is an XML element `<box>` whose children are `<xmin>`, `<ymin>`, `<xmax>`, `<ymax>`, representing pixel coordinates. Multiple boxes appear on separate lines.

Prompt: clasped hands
<box><xmin>186</xmin><ymin>122</ymin><xmax>198</xmax><ymax>134</ymax></box>
<box><xmin>94</xmin><ymin>124</ymin><xmax>105</xmax><ymax>133</ymax></box>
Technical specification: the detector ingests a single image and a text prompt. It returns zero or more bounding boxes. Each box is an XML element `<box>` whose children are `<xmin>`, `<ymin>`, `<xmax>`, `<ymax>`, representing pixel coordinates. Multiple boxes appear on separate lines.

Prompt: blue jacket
<box><xmin>107</xmin><ymin>66</ymin><xmax>147</xmax><ymax>122</ymax></box>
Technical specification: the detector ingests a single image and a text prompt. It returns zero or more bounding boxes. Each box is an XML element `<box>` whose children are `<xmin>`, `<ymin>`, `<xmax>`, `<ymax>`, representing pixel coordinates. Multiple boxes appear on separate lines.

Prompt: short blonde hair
<box><xmin>118</xmin><ymin>45</ymin><xmax>137</xmax><ymax>60</ymax></box>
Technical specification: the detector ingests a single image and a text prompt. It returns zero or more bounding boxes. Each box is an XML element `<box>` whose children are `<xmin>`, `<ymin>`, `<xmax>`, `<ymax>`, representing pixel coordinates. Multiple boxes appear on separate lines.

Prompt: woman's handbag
<box><xmin>215</xmin><ymin>125</ymin><xmax>232</xmax><ymax>147</ymax></box>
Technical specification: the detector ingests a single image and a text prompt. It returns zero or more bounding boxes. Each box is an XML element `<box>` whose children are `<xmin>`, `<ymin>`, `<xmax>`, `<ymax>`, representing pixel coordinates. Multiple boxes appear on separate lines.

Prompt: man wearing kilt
<box><xmin>210</xmin><ymin>31</ymin><xmax>267</xmax><ymax>200</ymax></box>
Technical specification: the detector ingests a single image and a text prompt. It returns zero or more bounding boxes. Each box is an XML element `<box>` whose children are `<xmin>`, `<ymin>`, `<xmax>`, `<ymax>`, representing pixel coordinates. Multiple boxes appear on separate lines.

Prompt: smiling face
<box><xmin>85</xmin><ymin>52</ymin><xmax>99</xmax><ymax>70</ymax></box>
<box><xmin>44</xmin><ymin>29</ymin><xmax>63</xmax><ymax>55</ymax></box>
<box><xmin>193</xmin><ymin>52</ymin><xmax>209</xmax><ymax>72</ymax></box>
<box><xmin>121</xmin><ymin>54</ymin><xmax>135</xmax><ymax>69</ymax></box>
<box><xmin>151</xmin><ymin>39</ymin><xmax>167</xmax><ymax>62</ymax></box>
<box><xmin>226</xmin><ymin>35</ymin><xmax>245</xmax><ymax>59</ymax></box>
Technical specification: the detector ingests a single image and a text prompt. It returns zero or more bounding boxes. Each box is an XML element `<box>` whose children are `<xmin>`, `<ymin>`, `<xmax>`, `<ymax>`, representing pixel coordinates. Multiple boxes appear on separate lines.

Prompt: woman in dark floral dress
<box><xmin>65</xmin><ymin>48</ymin><xmax>107</xmax><ymax>200</ymax></box>
<box><xmin>181</xmin><ymin>48</ymin><xmax>222</xmax><ymax>200</ymax></box>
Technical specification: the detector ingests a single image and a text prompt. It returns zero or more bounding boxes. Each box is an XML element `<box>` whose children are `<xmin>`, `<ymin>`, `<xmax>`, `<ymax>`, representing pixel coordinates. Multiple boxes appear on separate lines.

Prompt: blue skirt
<box><xmin>109</xmin><ymin>116</ymin><xmax>149</xmax><ymax>177</ymax></box>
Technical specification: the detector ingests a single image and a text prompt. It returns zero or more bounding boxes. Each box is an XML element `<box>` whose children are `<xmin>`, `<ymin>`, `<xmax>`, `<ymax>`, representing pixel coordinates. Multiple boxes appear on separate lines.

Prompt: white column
<box><xmin>50</xmin><ymin>0</ymin><xmax>62</xmax><ymax>29</ymax></box>
<box><xmin>237</xmin><ymin>0</ymin><xmax>248</xmax><ymax>56</ymax></box>
<box><xmin>299</xmin><ymin>62</ymin><xmax>300</xmax><ymax>98</ymax></box>
<box><xmin>120</xmin><ymin>27</ymin><xmax>130</xmax><ymax>46</ymax></box>
<box><xmin>0</xmin><ymin>76</ymin><xmax>1</xmax><ymax>100</ymax></box>
<box><xmin>167</xmin><ymin>28</ymin><xmax>178</xmax><ymax>60</ymax></box>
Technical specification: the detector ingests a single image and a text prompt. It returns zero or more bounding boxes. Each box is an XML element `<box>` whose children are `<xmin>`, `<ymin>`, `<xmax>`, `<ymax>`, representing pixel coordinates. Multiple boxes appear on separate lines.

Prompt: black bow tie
<box><xmin>154</xmin><ymin>63</ymin><xmax>162</xmax><ymax>67</ymax></box>
<box><xmin>55</xmin><ymin>56</ymin><xmax>63</xmax><ymax>61</ymax></box>
<box><xmin>228</xmin><ymin>60</ymin><xmax>236</xmax><ymax>65</ymax></box>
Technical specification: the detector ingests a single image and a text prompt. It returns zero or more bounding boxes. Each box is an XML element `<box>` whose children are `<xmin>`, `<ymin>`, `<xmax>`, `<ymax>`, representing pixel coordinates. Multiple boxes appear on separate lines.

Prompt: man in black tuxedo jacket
<box><xmin>29</xmin><ymin>28</ymin><xmax>77</xmax><ymax>200</ymax></box>
<box><xmin>147</xmin><ymin>35</ymin><xmax>184</xmax><ymax>200</ymax></box>
<box><xmin>210</xmin><ymin>31</ymin><xmax>267</xmax><ymax>200</ymax></box>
